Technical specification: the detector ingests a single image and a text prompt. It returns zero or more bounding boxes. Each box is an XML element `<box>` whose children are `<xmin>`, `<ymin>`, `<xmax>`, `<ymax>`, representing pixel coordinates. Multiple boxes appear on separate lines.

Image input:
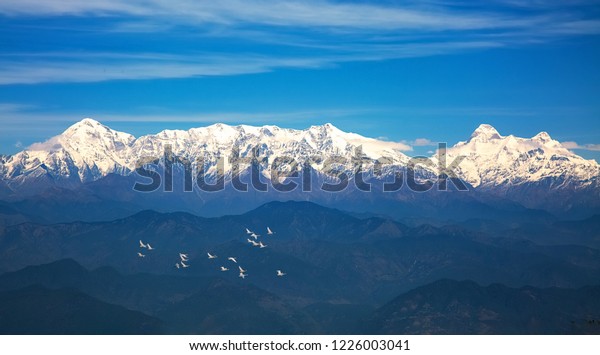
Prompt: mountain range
<box><xmin>1</xmin><ymin>120</ymin><xmax>599</xmax><ymax>335</ymax></box>
<box><xmin>0</xmin><ymin>119</ymin><xmax>598</xmax><ymax>222</ymax></box>
<box><xmin>1</xmin><ymin>201</ymin><xmax>599</xmax><ymax>305</ymax></box>
<box><xmin>1</xmin><ymin>259</ymin><xmax>598</xmax><ymax>335</ymax></box>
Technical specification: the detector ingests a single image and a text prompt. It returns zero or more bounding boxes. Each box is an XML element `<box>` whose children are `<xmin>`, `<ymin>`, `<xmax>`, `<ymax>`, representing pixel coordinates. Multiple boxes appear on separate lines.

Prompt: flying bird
<box><xmin>139</xmin><ymin>240</ymin><xmax>148</xmax><ymax>248</ymax></box>
<box><xmin>228</xmin><ymin>257</ymin><xmax>237</xmax><ymax>263</ymax></box>
<box><xmin>220</xmin><ymin>266</ymin><xmax>229</xmax><ymax>272</ymax></box>
<box><xmin>239</xmin><ymin>272</ymin><xmax>247</xmax><ymax>279</ymax></box>
<box><xmin>250</xmin><ymin>233</ymin><xmax>260</xmax><ymax>239</ymax></box>
<box><xmin>147</xmin><ymin>244</ymin><xmax>154</xmax><ymax>251</ymax></box>
<box><xmin>250</xmin><ymin>240</ymin><xmax>260</xmax><ymax>247</ymax></box>
<box><xmin>267</xmin><ymin>227</ymin><xmax>274</xmax><ymax>235</ymax></box>
<box><xmin>207</xmin><ymin>252</ymin><xmax>217</xmax><ymax>259</ymax></box>
<box><xmin>181</xmin><ymin>260</ymin><xmax>190</xmax><ymax>268</ymax></box>
<box><xmin>238</xmin><ymin>266</ymin><xmax>247</xmax><ymax>273</ymax></box>
<box><xmin>276</xmin><ymin>270</ymin><xmax>286</xmax><ymax>277</ymax></box>
<box><xmin>137</xmin><ymin>252</ymin><xmax>145</xmax><ymax>258</ymax></box>
<box><xmin>179</xmin><ymin>253</ymin><xmax>189</xmax><ymax>261</ymax></box>
<box><xmin>245</xmin><ymin>228</ymin><xmax>253</xmax><ymax>234</ymax></box>
<box><xmin>259</xmin><ymin>242</ymin><xmax>267</xmax><ymax>248</ymax></box>
<box><xmin>175</xmin><ymin>263</ymin><xmax>180</xmax><ymax>269</ymax></box>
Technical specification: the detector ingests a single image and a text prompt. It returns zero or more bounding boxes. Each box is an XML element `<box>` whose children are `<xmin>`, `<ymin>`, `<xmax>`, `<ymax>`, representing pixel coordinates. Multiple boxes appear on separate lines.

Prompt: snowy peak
<box><xmin>469</xmin><ymin>124</ymin><xmax>502</xmax><ymax>142</ymax></box>
<box><xmin>308</xmin><ymin>122</ymin><xmax>341</xmax><ymax>134</ymax></box>
<box><xmin>63</xmin><ymin>118</ymin><xmax>106</xmax><ymax>135</ymax></box>
<box><xmin>3</xmin><ymin>118</ymin><xmax>137</xmax><ymax>183</ymax></box>
<box><xmin>1</xmin><ymin>120</ymin><xmax>413</xmax><ymax>185</ymax></box>
<box><xmin>61</xmin><ymin>118</ymin><xmax>135</xmax><ymax>146</ymax></box>
<box><xmin>447</xmin><ymin>125</ymin><xmax>598</xmax><ymax>188</ymax></box>
<box><xmin>531</xmin><ymin>131</ymin><xmax>553</xmax><ymax>144</ymax></box>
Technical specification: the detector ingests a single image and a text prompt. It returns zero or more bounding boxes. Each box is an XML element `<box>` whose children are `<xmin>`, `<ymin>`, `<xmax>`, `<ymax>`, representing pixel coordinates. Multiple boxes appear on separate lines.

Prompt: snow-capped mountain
<box><xmin>441</xmin><ymin>124</ymin><xmax>599</xmax><ymax>190</ymax></box>
<box><xmin>1</xmin><ymin>119</ymin><xmax>598</xmax><ymax>220</ymax></box>
<box><xmin>0</xmin><ymin>118</ymin><xmax>413</xmax><ymax>188</ymax></box>
<box><xmin>1</xmin><ymin>119</ymin><xmax>599</xmax><ymax>191</ymax></box>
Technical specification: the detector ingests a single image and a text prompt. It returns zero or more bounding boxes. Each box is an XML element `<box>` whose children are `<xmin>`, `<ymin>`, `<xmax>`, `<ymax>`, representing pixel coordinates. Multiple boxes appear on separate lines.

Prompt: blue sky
<box><xmin>1</xmin><ymin>0</ymin><xmax>599</xmax><ymax>160</ymax></box>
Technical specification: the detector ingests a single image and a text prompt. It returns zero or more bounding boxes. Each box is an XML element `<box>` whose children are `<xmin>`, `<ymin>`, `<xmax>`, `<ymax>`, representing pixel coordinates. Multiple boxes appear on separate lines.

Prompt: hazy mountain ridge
<box><xmin>0</xmin><ymin>285</ymin><xmax>163</xmax><ymax>335</ymax></box>
<box><xmin>366</xmin><ymin>279</ymin><xmax>600</xmax><ymax>335</ymax></box>
<box><xmin>1</xmin><ymin>259</ymin><xmax>598</xmax><ymax>335</ymax></box>
<box><xmin>0</xmin><ymin>201</ymin><xmax>598</xmax><ymax>306</ymax></box>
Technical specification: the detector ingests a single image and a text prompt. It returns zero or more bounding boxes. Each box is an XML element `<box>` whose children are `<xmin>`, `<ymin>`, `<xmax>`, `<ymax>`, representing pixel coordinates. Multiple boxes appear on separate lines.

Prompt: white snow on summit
<box><xmin>440</xmin><ymin>124</ymin><xmax>599</xmax><ymax>188</ymax></box>
<box><xmin>0</xmin><ymin>120</ymin><xmax>598</xmax><ymax>191</ymax></box>
<box><xmin>0</xmin><ymin>119</ymin><xmax>412</xmax><ymax>185</ymax></box>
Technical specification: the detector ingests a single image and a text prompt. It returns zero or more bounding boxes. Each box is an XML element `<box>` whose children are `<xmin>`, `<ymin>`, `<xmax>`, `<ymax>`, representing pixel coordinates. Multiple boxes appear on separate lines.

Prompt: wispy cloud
<box><xmin>2</xmin><ymin>0</ymin><xmax>596</xmax><ymax>33</ymax></box>
<box><xmin>0</xmin><ymin>54</ymin><xmax>329</xmax><ymax>85</ymax></box>
<box><xmin>0</xmin><ymin>103</ymin><xmax>36</xmax><ymax>112</ymax></box>
<box><xmin>562</xmin><ymin>141</ymin><xmax>600</xmax><ymax>151</ymax></box>
<box><xmin>0</xmin><ymin>104</ymin><xmax>378</xmax><ymax>129</ymax></box>
<box><xmin>0</xmin><ymin>41</ymin><xmax>508</xmax><ymax>85</ymax></box>
<box><xmin>1</xmin><ymin>1</ymin><xmax>599</xmax><ymax>84</ymax></box>
<box><xmin>0</xmin><ymin>1</ymin><xmax>522</xmax><ymax>30</ymax></box>
<box><xmin>412</xmin><ymin>138</ymin><xmax>437</xmax><ymax>147</ymax></box>
<box><xmin>396</xmin><ymin>138</ymin><xmax>438</xmax><ymax>151</ymax></box>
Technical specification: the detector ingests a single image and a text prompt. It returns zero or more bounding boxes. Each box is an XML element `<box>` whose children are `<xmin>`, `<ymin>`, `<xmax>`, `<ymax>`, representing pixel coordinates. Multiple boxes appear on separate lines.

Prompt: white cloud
<box><xmin>0</xmin><ymin>106</ymin><xmax>379</xmax><ymax>132</ymax></box>
<box><xmin>1</xmin><ymin>0</ymin><xmax>595</xmax><ymax>35</ymax></box>
<box><xmin>0</xmin><ymin>54</ymin><xmax>330</xmax><ymax>85</ymax></box>
<box><xmin>397</xmin><ymin>138</ymin><xmax>438</xmax><ymax>150</ymax></box>
<box><xmin>27</xmin><ymin>136</ymin><xmax>63</xmax><ymax>152</ymax></box>
<box><xmin>0</xmin><ymin>1</ymin><xmax>519</xmax><ymax>31</ymax></box>
<box><xmin>0</xmin><ymin>1</ymin><xmax>598</xmax><ymax>85</ymax></box>
<box><xmin>413</xmin><ymin>138</ymin><xmax>437</xmax><ymax>146</ymax></box>
<box><xmin>0</xmin><ymin>41</ymin><xmax>504</xmax><ymax>85</ymax></box>
<box><xmin>0</xmin><ymin>103</ymin><xmax>36</xmax><ymax>112</ymax></box>
<box><xmin>562</xmin><ymin>141</ymin><xmax>600</xmax><ymax>151</ymax></box>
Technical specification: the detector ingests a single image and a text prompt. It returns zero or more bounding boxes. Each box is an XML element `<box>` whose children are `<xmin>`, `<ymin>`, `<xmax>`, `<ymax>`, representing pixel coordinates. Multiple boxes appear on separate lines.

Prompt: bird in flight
<box><xmin>238</xmin><ymin>266</ymin><xmax>247</xmax><ymax>273</ymax></box>
<box><xmin>245</xmin><ymin>228</ymin><xmax>253</xmax><ymax>234</ymax></box>
<box><xmin>179</xmin><ymin>253</ymin><xmax>189</xmax><ymax>261</ymax></box>
<box><xmin>250</xmin><ymin>232</ymin><xmax>260</xmax><ymax>239</ymax></box>
<box><xmin>175</xmin><ymin>263</ymin><xmax>180</xmax><ymax>269</ymax></box>
<box><xmin>137</xmin><ymin>252</ymin><xmax>146</xmax><ymax>258</ymax></box>
<box><xmin>181</xmin><ymin>260</ymin><xmax>190</xmax><ymax>268</ymax></box>
<box><xmin>207</xmin><ymin>252</ymin><xmax>217</xmax><ymax>259</ymax></box>
<box><xmin>228</xmin><ymin>257</ymin><xmax>237</xmax><ymax>263</ymax></box>
<box><xmin>267</xmin><ymin>227</ymin><xmax>274</xmax><ymax>235</ymax></box>
<box><xmin>276</xmin><ymin>270</ymin><xmax>286</xmax><ymax>277</ymax></box>
<box><xmin>259</xmin><ymin>242</ymin><xmax>267</xmax><ymax>248</ymax></box>
<box><xmin>139</xmin><ymin>240</ymin><xmax>148</xmax><ymax>248</ymax></box>
<box><xmin>239</xmin><ymin>272</ymin><xmax>247</xmax><ymax>279</ymax></box>
<box><xmin>147</xmin><ymin>243</ymin><xmax>154</xmax><ymax>251</ymax></box>
<box><xmin>250</xmin><ymin>240</ymin><xmax>260</xmax><ymax>247</ymax></box>
<box><xmin>220</xmin><ymin>266</ymin><xmax>229</xmax><ymax>272</ymax></box>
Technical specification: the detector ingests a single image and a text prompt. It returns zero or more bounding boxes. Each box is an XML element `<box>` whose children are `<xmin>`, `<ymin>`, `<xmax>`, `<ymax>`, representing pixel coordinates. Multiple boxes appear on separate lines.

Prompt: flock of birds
<box><xmin>137</xmin><ymin>226</ymin><xmax>286</xmax><ymax>280</ymax></box>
